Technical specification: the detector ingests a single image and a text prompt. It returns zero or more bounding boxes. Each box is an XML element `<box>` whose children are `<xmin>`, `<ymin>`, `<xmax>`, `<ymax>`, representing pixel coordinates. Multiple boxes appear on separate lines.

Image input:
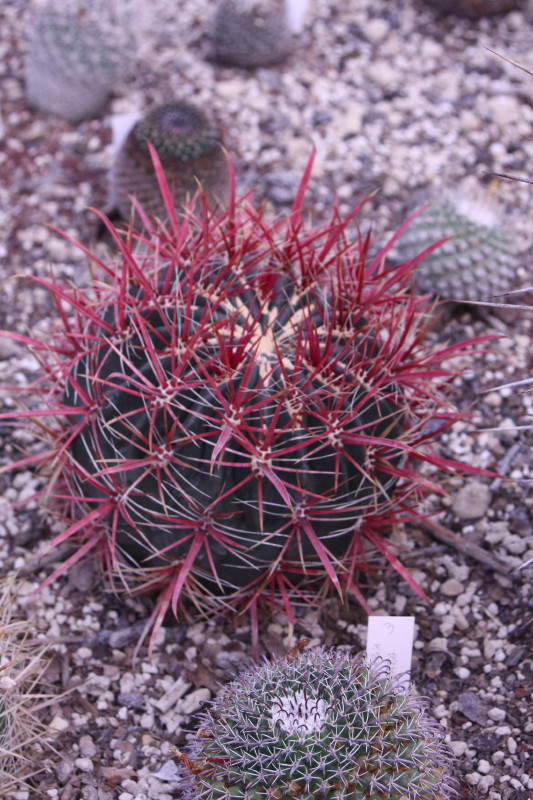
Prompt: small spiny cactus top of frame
<box><xmin>210</xmin><ymin>0</ymin><xmax>293</xmax><ymax>68</ymax></box>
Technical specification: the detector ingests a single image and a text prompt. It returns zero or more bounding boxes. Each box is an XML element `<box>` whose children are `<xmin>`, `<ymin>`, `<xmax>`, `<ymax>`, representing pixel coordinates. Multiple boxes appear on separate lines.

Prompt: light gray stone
<box><xmin>453</xmin><ymin>482</ymin><xmax>492</xmax><ymax>520</ymax></box>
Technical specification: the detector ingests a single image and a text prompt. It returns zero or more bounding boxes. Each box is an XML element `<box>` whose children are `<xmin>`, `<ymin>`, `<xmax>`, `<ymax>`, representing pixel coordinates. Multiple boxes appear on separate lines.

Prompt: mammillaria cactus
<box><xmin>25</xmin><ymin>0</ymin><xmax>140</xmax><ymax>122</ymax></box>
<box><xmin>176</xmin><ymin>644</ymin><xmax>458</xmax><ymax>800</ymax></box>
<box><xmin>0</xmin><ymin>152</ymin><xmax>488</xmax><ymax>650</ymax></box>
<box><xmin>396</xmin><ymin>192</ymin><xmax>518</xmax><ymax>302</ymax></box>
<box><xmin>110</xmin><ymin>103</ymin><xmax>229</xmax><ymax>221</ymax></box>
<box><xmin>210</xmin><ymin>0</ymin><xmax>293</xmax><ymax>68</ymax></box>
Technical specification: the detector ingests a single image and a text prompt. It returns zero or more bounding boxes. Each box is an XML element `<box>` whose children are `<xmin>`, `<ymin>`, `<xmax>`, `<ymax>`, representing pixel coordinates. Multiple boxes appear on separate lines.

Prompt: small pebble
<box><xmin>440</xmin><ymin>578</ymin><xmax>463</xmax><ymax>597</ymax></box>
<box><xmin>363</xmin><ymin>18</ymin><xmax>390</xmax><ymax>43</ymax></box>
<box><xmin>452</xmin><ymin>482</ymin><xmax>491</xmax><ymax>520</ymax></box>
<box><xmin>454</xmin><ymin>667</ymin><xmax>470</xmax><ymax>680</ymax></box>
<box><xmin>181</xmin><ymin>688</ymin><xmax>211</xmax><ymax>715</ymax></box>
<box><xmin>79</xmin><ymin>735</ymin><xmax>97</xmax><ymax>758</ymax></box>
<box><xmin>456</xmin><ymin>691</ymin><xmax>488</xmax><ymax>725</ymax></box>
<box><xmin>478</xmin><ymin>775</ymin><xmax>495</xmax><ymax>793</ymax></box>
<box><xmin>74</xmin><ymin>757</ymin><xmax>94</xmax><ymax>773</ymax></box>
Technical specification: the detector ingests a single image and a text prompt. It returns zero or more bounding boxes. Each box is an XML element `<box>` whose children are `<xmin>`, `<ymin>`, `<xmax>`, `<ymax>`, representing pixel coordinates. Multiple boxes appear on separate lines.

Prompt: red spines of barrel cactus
<box><xmin>0</xmin><ymin>152</ymin><xmax>492</xmax><ymax>652</ymax></box>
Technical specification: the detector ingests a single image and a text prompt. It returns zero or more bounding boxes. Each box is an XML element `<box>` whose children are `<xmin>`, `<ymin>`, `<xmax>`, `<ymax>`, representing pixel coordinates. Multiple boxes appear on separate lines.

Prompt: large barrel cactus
<box><xmin>0</xmin><ymin>153</ymin><xmax>486</xmax><ymax>648</ymax></box>
<box><xmin>177</xmin><ymin>645</ymin><xmax>458</xmax><ymax>800</ymax></box>
<box><xmin>110</xmin><ymin>103</ymin><xmax>229</xmax><ymax>221</ymax></box>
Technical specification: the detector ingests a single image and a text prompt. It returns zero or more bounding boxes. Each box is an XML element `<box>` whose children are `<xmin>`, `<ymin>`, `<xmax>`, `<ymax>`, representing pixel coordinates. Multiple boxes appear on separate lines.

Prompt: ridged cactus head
<box><xmin>177</xmin><ymin>645</ymin><xmax>457</xmax><ymax>800</ymax></box>
<box><xmin>112</xmin><ymin>103</ymin><xmax>228</xmax><ymax>219</ymax></box>
<box><xmin>131</xmin><ymin>104</ymin><xmax>223</xmax><ymax>164</ymax></box>
<box><xmin>211</xmin><ymin>0</ymin><xmax>293</xmax><ymax>68</ymax></box>
<box><xmin>63</xmin><ymin>246</ymin><xmax>405</xmax><ymax>596</ymax></box>
<box><xmin>0</xmin><ymin>153</ymin><xmax>486</xmax><ymax>651</ymax></box>
<box><xmin>397</xmin><ymin>191</ymin><xmax>518</xmax><ymax>302</ymax></box>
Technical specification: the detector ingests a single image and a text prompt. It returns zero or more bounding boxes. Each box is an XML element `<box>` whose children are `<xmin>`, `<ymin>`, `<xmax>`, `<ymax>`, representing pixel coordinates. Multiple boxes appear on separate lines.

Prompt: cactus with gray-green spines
<box><xmin>111</xmin><ymin>103</ymin><xmax>229</xmax><ymax>220</ymax></box>
<box><xmin>397</xmin><ymin>195</ymin><xmax>518</xmax><ymax>301</ymax></box>
<box><xmin>177</xmin><ymin>646</ymin><xmax>458</xmax><ymax>800</ymax></box>
<box><xmin>210</xmin><ymin>0</ymin><xmax>293</xmax><ymax>68</ymax></box>
<box><xmin>25</xmin><ymin>0</ymin><xmax>139</xmax><ymax>122</ymax></box>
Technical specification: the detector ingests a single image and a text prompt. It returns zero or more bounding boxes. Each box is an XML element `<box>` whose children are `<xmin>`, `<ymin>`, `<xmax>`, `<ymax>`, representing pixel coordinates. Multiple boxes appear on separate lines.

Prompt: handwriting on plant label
<box><xmin>366</xmin><ymin>616</ymin><xmax>415</xmax><ymax>677</ymax></box>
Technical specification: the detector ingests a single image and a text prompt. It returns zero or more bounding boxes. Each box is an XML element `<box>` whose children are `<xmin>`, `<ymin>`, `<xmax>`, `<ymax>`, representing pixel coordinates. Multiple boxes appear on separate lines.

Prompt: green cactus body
<box><xmin>179</xmin><ymin>647</ymin><xmax>457</xmax><ymax>800</ymax></box>
<box><xmin>25</xmin><ymin>0</ymin><xmax>137</xmax><ymax>122</ymax></box>
<box><xmin>111</xmin><ymin>103</ymin><xmax>229</xmax><ymax>219</ymax></box>
<box><xmin>421</xmin><ymin>0</ymin><xmax>525</xmax><ymax>18</ymax></box>
<box><xmin>211</xmin><ymin>0</ymin><xmax>293</xmax><ymax>68</ymax></box>
<box><xmin>398</xmin><ymin>195</ymin><xmax>518</xmax><ymax>301</ymax></box>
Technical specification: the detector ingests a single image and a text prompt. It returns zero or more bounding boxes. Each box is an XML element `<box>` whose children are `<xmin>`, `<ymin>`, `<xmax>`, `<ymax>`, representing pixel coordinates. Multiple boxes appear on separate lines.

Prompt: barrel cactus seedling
<box><xmin>396</xmin><ymin>191</ymin><xmax>518</xmax><ymax>302</ymax></box>
<box><xmin>176</xmin><ymin>644</ymin><xmax>458</xmax><ymax>800</ymax></box>
<box><xmin>0</xmin><ymin>151</ymin><xmax>490</xmax><ymax>652</ymax></box>
<box><xmin>111</xmin><ymin>103</ymin><xmax>229</xmax><ymax>221</ymax></box>
<box><xmin>210</xmin><ymin>0</ymin><xmax>293</xmax><ymax>68</ymax></box>
<box><xmin>25</xmin><ymin>0</ymin><xmax>141</xmax><ymax>122</ymax></box>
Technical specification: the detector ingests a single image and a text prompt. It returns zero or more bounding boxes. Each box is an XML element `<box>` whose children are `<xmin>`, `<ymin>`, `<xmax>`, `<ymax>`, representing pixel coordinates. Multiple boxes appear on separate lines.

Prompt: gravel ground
<box><xmin>0</xmin><ymin>1</ymin><xmax>532</xmax><ymax>798</ymax></box>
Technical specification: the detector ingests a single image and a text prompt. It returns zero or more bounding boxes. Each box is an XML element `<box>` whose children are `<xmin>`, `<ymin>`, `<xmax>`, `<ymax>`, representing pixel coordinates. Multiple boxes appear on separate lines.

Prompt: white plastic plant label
<box><xmin>366</xmin><ymin>616</ymin><xmax>415</xmax><ymax>677</ymax></box>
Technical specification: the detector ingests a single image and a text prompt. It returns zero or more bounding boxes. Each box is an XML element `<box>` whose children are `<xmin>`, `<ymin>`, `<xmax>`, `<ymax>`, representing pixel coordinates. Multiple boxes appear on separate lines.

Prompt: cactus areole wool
<box><xmin>0</xmin><ymin>152</ymin><xmax>490</xmax><ymax>649</ymax></box>
<box><xmin>270</xmin><ymin>690</ymin><xmax>330</xmax><ymax>737</ymax></box>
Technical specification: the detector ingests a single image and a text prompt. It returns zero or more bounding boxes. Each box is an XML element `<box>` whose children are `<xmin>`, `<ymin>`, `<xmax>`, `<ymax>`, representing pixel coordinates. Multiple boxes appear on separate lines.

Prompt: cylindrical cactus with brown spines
<box><xmin>210</xmin><ymin>0</ymin><xmax>293</xmax><ymax>68</ymax></box>
<box><xmin>111</xmin><ymin>103</ymin><xmax>229</xmax><ymax>221</ymax></box>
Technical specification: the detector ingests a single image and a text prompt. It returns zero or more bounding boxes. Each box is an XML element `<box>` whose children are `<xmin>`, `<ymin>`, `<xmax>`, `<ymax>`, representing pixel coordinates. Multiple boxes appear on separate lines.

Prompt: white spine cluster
<box><xmin>270</xmin><ymin>691</ymin><xmax>329</xmax><ymax>737</ymax></box>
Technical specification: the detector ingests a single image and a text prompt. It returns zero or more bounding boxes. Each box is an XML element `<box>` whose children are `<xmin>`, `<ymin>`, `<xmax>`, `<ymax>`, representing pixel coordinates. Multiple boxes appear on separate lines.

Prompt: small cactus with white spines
<box><xmin>111</xmin><ymin>102</ymin><xmax>229</xmax><ymax>220</ymax></box>
<box><xmin>177</xmin><ymin>645</ymin><xmax>458</xmax><ymax>800</ymax></box>
<box><xmin>397</xmin><ymin>192</ymin><xmax>518</xmax><ymax>301</ymax></box>
<box><xmin>210</xmin><ymin>0</ymin><xmax>293</xmax><ymax>68</ymax></box>
<box><xmin>25</xmin><ymin>0</ymin><xmax>140</xmax><ymax>122</ymax></box>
